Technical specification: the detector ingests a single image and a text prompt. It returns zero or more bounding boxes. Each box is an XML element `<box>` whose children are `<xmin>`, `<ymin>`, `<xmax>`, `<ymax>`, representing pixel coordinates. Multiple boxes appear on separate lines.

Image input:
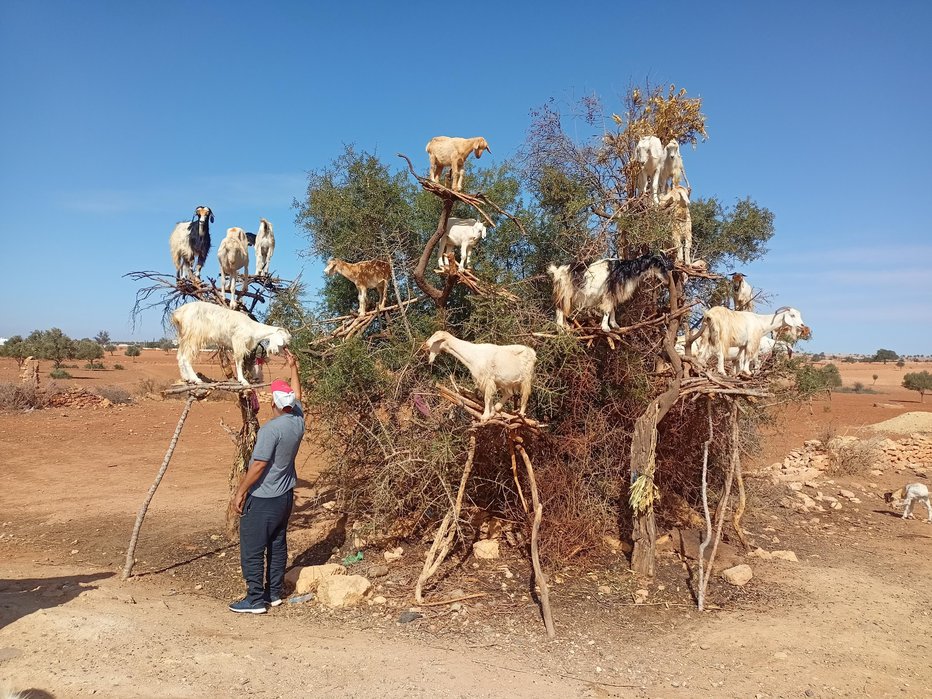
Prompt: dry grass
<box><xmin>95</xmin><ymin>385</ymin><xmax>133</xmax><ymax>405</ymax></box>
<box><xmin>827</xmin><ymin>438</ymin><xmax>880</xmax><ymax>476</ymax></box>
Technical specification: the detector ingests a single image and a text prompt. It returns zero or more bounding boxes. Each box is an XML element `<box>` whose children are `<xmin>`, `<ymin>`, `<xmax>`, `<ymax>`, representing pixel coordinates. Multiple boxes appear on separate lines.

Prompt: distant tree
<box><xmin>896</xmin><ymin>358</ymin><xmax>905</xmax><ymax>369</ymax></box>
<box><xmin>125</xmin><ymin>345</ymin><xmax>141</xmax><ymax>360</ymax></box>
<box><xmin>74</xmin><ymin>339</ymin><xmax>104</xmax><ymax>361</ymax></box>
<box><xmin>105</xmin><ymin>343</ymin><xmax>117</xmax><ymax>356</ymax></box>
<box><xmin>796</xmin><ymin>362</ymin><xmax>842</xmax><ymax>394</ymax></box>
<box><xmin>94</xmin><ymin>330</ymin><xmax>111</xmax><ymax>346</ymax></box>
<box><xmin>29</xmin><ymin>328</ymin><xmax>76</xmax><ymax>368</ymax></box>
<box><xmin>872</xmin><ymin>374</ymin><xmax>878</xmax><ymax>385</ymax></box>
<box><xmin>0</xmin><ymin>335</ymin><xmax>30</xmax><ymax>366</ymax></box>
<box><xmin>872</xmin><ymin>348</ymin><xmax>898</xmax><ymax>364</ymax></box>
<box><xmin>158</xmin><ymin>337</ymin><xmax>174</xmax><ymax>353</ymax></box>
<box><xmin>902</xmin><ymin>371</ymin><xmax>932</xmax><ymax>403</ymax></box>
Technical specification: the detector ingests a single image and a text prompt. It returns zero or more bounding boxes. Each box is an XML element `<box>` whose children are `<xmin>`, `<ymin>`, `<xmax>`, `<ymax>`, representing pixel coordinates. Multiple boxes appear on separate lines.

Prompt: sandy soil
<box><xmin>1</xmin><ymin>356</ymin><xmax>931</xmax><ymax>698</ymax></box>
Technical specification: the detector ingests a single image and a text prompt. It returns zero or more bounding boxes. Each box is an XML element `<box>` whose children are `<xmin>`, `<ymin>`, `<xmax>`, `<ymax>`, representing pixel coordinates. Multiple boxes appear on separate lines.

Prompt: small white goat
<box><xmin>702</xmin><ymin>306</ymin><xmax>806</xmax><ymax>376</ymax></box>
<box><xmin>885</xmin><ymin>483</ymin><xmax>932</xmax><ymax>522</ymax></box>
<box><xmin>547</xmin><ymin>253</ymin><xmax>672</xmax><ymax>333</ymax></box>
<box><xmin>424</xmin><ymin>330</ymin><xmax>536</xmax><ymax>421</ymax></box>
<box><xmin>658</xmin><ymin>185</ymin><xmax>692</xmax><ymax>264</ymax></box>
<box><xmin>426</xmin><ymin>136</ymin><xmax>491</xmax><ymax>192</ymax></box>
<box><xmin>732</xmin><ymin>273</ymin><xmax>754</xmax><ymax>311</ymax></box>
<box><xmin>324</xmin><ymin>258</ymin><xmax>391</xmax><ymax>315</ymax></box>
<box><xmin>635</xmin><ymin>136</ymin><xmax>664</xmax><ymax>203</ymax></box>
<box><xmin>217</xmin><ymin>227</ymin><xmax>250</xmax><ymax>308</ymax></box>
<box><xmin>659</xmin><ymin>139</ymin><xmax>688</xmax><ymax>193</ymax></box>
<box><xmin>254</xmin><ymin>218</ymin><xmax>275</xmax><ymax>277</ymax></box>
<box><xmin>171</xmin><ymin>301</ymin><xmax>290</xmax><ymax>386</ymax></box>
<box><xmin>438</xmin><ymin>217</ymin><xmax>488</xmax><ymax>271</ymax></box>
<box><xmin>169</xmin><ymin>206</ymin><xmax>214</xmax><ymax>280</ymax></box>
<box><xmin>677</xmin><ymin>333</ymin><xmax>789</xmax><ymax>372</ymax></box>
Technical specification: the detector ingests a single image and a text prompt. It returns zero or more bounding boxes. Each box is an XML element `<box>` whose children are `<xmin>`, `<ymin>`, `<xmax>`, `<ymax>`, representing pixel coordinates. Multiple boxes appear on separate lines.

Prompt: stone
<box><xmin>773</xmin><ymin>651</ymin><xmax>788</xmax><ymax>660</ymax></box>
<box><xmin>383</xmin><ymin>546</ymin><xmax>403</xmax><ymax>562</ymax></box>
<box><xmin>372</xmin><ymin>595</ymin><xmax>387</xmax><ymax>605</ymax></box>
<box><xmin>787</xmin><ymin>482</ymin><xmax>803</xmax><ymax>491</ymax></box>
<box><xmin>367</xmin><ymin>564</ymin><xmax>389</xmax><ymax>578</ymax></box>
<box><xmin>721</xmin><ymin>564</ymin><xmax>753</xmax><ymax>586</ymax></box>
<box><xmin>748</xmin><ymin>547</ymin><xmax>772</xmax><ymax>560</ymax></box>
<box><xmin>597</xmin><ymin>585</ymin><xmax>611</xmax><ymax>594</ymax></box>
<box><xmin>284</xmin><ymin>563</ymin><xmax>346</xmax><ymax>594</ymax></box>
<box><xmin>674</xmin><ymin>529</ymin><xmax>742</xmax><ymax>570</ymax></box>
<box><xmin>602</xmin><ymin>535</ymin><xmax>632</xmax><ymax>553</ymax></box>
<box><xmin>472</xmin><ymin>539</ymin><xmax>500</xmax><ymax>560</ymax></box>
<box><xmin>838</xmin><ymin>489</ymin><xmax>856</xmax><ymax>499</ymax></box>
<box><xmin>398</xmin><ymin>611</ymin><xmax>422</xmax><ymax>624</ymax></box>
<box><xmin>634</xmin><ymin>589</ymin><xmax>649</xmax><ymax>604</ymax></box>
<box><xmin>317</xmin><ymin>574</ymin><xmax>371</xmax><ymax>608</ymax></box>
<box><xmin>770</xmin><ymin>550</ymin><xmax>798</xmax><ymax>562</ymax></box>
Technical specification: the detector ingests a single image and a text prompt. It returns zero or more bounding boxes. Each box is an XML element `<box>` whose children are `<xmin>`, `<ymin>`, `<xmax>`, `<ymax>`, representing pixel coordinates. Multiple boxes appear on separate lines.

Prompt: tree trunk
<box><xmin>412</xmin><ymin>197</ymin><xmax>458</xmax><ymax>308</ymax></box>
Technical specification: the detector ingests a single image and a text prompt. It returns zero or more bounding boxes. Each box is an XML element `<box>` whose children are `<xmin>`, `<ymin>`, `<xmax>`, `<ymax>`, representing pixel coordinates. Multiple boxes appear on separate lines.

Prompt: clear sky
<box><xmin>1</xmin><ymin>1</ymin><xmax>929</xmax><ymax>354</ymax></box>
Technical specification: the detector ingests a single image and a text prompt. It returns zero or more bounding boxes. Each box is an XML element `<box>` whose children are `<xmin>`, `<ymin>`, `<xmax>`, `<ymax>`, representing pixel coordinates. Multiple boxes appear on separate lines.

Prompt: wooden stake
<box><xmin>122</xmin><ymin>394</ymin><xmax>196</xmax><ymax>579</ymax></box>
<box><xmin>509</xmin><ymin>439</ymin><xmax>529</xmax><ymax>514</ymax></box>
<box><xmin>515</xmin><ymin>440</ymin><xmax>555</xmax><ymax>638</ymax></box>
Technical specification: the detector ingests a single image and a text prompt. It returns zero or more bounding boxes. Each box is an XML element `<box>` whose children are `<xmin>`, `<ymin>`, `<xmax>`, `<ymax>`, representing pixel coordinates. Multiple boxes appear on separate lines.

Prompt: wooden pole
<box><xmin>122</xmin><ymin>394</ymin><xmax>196</xmax><ymax>579</ymax></box>
<box><xmin>515</xmin><ymin>438</ymin><xmax>555</xmax><ymax>638</ymax></box>
<box><xmin>697</xmin><ymin>398</ymin><xmax>714</xmax><ymax>611</ymax></box>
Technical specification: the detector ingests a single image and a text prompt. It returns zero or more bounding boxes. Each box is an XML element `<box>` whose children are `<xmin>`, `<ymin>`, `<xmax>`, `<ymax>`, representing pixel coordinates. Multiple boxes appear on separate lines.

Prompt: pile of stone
<box><xmin>875</xmin><ymin>434</ymin><xmax>932</xmax><ymax>476</ymax></box>
<box><xmin>46</xmin><ymin>388</ymin><xmax>113</xmax><ymax>409</ymax></box>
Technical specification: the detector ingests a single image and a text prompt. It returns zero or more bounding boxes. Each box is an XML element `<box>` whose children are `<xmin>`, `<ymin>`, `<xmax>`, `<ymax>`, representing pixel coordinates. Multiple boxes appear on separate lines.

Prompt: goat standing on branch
<box><xmin>324</xmin><ymin>258</ymin><xmax>390</xmax><ymax>315</ymax></box>
<box><xmin>169</xmin><ymin>206</ymin><xmax>214</xmax><ymax>280</ymax></box>
<box><xmin>547</xmin><ymin>253</ymin><xmax>672</xmax><ymax>333</ymax></box>
<box><xmin>254</xmin><ymin>218</ymin><xmax>275</xmax><ymax>277</ymax></box>
<box><xmin>732</xmin><ymin>273</ymin><xmax>754</xmax><ymax>311</ymax></box>
<box><xmin>438</xmin><ymin>217</ymin><xmax>488</xmax><ymax>271</ymax></box>
<box><xmin>217</xmin><ymin>227</ymin><xmax>250</xmax><ymax>308</ymax></box>
<box><xmin>424</xmin><ymin>331</ymin><xmax>536</xmax><ymax>422</ymax></box>
<box><xmin>701</xmin><ymin>306</ymin><xmax>806</xmax><ymax>376</ymax></box>
<box><xmin>171</xmin><ymin>301</ymin><xmax>291</xmax><ymax>386</ymax></box>
<box><xmin>426</xmin><ymin>136</ymin><xmax>491</xmax><ymax>192</ymax></box>
<box><xmin>658</xmin><ymin>185</ymin><xmax>693</xmax><ymax>264</ymax></box>
<box><xmin>635</xmin><ymin>136</ymin><xmax>664</xmax><ymax>203</ymax></box>
<box><xmin>659</xmin><ymin>140</ymin><xmax>689</xmax><ymax>194</ymax></box>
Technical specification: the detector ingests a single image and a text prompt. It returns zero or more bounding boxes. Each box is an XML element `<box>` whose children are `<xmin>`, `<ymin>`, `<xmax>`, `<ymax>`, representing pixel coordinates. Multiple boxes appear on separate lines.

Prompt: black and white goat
<box><xmin>547</xmin><ymin>253</ymin><xmax>672</xmax><ymax>332</ymax></box>
<box><xmin>169</xmin><ymin>206</ymin><xmax>214</xmax><ymax>280</ymax></box>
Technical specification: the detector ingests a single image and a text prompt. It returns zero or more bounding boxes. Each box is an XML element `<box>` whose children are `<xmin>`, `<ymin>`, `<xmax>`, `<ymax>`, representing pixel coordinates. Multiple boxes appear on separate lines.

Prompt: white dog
<box><xmin>884</xmin><ymin>483</ymin><xmax>932</xmax><ymax>522</ymax></box>
<box><xmin>170</xmin><ymin>301</ymin><xmax>290</xmax><ymax>386</ymax></box>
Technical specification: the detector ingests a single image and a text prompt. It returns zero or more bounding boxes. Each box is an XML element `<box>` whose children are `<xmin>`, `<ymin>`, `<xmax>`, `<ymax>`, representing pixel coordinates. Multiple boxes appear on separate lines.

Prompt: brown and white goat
<box><xmin>658</xmin><ymin>185</ymin><xmax>693</xmax><ymax>264</ymax></box>
<box><xmin>426</xmin><ymin>136</ymin><xmax>491</xmax><ymax>191</ymax></box>
<box><xmin>324</xmin><ymin>258</ymin><xmax>391</xmax><ymax>315</ymax></box>
<box><xmin>732</xmin><ymin>273</ymin><xmax>754</xmax><ymax>311</ymax></box>
<box><xmin>169</xmin><ymin>205</ymin><xmax>214</xmax><ymax>280</ymax></box>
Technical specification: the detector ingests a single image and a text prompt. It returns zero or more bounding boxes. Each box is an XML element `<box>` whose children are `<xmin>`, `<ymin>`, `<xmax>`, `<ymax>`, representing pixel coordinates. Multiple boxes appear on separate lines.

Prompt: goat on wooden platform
<box><xmin>171</xmin><ymin>301</ymin><xmax>290</xmax><ymax>386</ymax></box>
<box><xmin>169</xmin><ymin>206</ymin><xmax>214</xmax><ymax>280</ymax></box>
<box><xmin>547</xmin><ymin>252</ymin><xmax>672</xmax><ymax>333</ymax></box>
<box><xmin>324</xmin><ymin>258</ymin><xmax>391</xmax><ymax>315</ymax></box>
<box><xmin>424</xmin><ymin>330</ymin><xmax>535</xmax><ymax>422</ymax></box>
<box><xmin>217</xmin><ymin>227</ymin><xmax>249</xmax><ymax>308</ymax></box>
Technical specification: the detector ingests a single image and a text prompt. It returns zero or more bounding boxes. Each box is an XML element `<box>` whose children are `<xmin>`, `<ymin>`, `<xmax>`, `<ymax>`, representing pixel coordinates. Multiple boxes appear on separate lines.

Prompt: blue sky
<box><xmin>1</xmin><ymin>1</ymin><xmax>929</xmax><ymax>353</ymax></box>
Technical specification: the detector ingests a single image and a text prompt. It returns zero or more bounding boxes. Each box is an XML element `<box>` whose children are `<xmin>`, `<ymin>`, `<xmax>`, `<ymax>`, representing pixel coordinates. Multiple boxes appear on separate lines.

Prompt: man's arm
<box><xmin>231</xmin><ymin>459</ymin><xmax>269</xmax><ymax>515</ymax></box>
<box><xmin>282</xmin><ymin>348</ymin><xmax>302</xmax><ymax>402</ymax></box>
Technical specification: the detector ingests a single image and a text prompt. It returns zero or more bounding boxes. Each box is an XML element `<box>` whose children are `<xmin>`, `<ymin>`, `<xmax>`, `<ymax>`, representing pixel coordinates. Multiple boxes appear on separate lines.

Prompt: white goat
<box><xmin>547</xmin><ymin>253</ymin><xmax>672</xmax><ymax>333</ymax></box>
<box><xmin>438</xmin><ymin>217</ymin><xmax>488</xmax><ymax>271</ymax></box>
<box><xmin>426</xmin><ymin>136</ymin><xmax>491</xmax><ymax>192</ymax></box>
<box><xmin>659</xmin><ymin>139</ymin><xmax>688</xmax><ymax>193</ymax></box>
<box><xmin>702</xmin><ymin>306</ymin><xmax>806</xmax><ymax>376</ymax></box>
<box><xmin>424</xmin><ymin>330</ymin><xmax>536</xmax><ymax>421</ymax></box>
<box><xmin>885</xmin><ymin>483</ymin><xmax>932</xmax><ymax>522</ymax></box>
<box><xmin>324</xmin><ymin>258</ymin><xmax>391</xmax><ymax>314</ymax></box>
<box><xmin>217</xmin><ymin>227</ymin><xmax>250</xmax><ymax>308</ymax></box>
<box><xmin>254</xmin><ymin>218</ymin><xmax>275</xmax><ymax>277</ymax></box>
<box><xmin>732</xmin><ymin>273</ymin><xmax>754</xmax><ymax>311</ymax></box>
<box><xmin>658</xmin><ymin>185</ymin><xmax>692</xmax><ymax>264</ymax></box>
<box><xmin>677</xmin><ymin>333</ymin><xmax>790</xmax><ymax>372</ymax></box>
<box><xmin>169</xmin><ymin>206</ymin><xmax>214</xmax><ymax>280</ymax></box>
<box><xmin>635</xmin><ymin>136</ymin><xmax>664</xmax><ymax>203</ymax></box>
<box><xmin>171</xmin><ymin>301</ymin><xmax>290</xmax><ymax>386</ymax></box>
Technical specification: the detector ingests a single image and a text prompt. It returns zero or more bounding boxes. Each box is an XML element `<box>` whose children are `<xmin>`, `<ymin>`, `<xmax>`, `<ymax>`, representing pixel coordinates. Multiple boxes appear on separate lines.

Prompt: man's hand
<box><xmin>231</xmin><ymin>490</ymin><xmax>247</xmax><ymax>516</ymax></box>
<box><xmin>282</xmin><ymin>347</ymin><xmax>297</xmax><ymax>368</ymax></box>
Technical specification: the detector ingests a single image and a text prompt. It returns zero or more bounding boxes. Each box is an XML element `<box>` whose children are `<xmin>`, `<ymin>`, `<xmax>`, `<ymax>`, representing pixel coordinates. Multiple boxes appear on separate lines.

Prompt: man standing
<box><xmin>229</xmin><ymin>347</ymin><xmax>304</xmax><ymax>614</ymax></box>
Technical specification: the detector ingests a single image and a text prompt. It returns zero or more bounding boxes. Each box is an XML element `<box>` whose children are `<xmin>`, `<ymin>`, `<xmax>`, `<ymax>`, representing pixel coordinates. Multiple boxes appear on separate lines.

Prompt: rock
<box><xmin>597</xmin><ymin>585</ymin><xmax>611</xmax><ymax>594</ymax></box>
<box><xmin>367</xmin><ymin>564</ymin><xmax>389</xmax><ymax>578</ymax></box>
<box><xmin>770</xmin><ymin>550</ymin><xmax>799</xmax><ymax>562</ymax></box>
<box><xmin>838</xmin><ymin>489</ymin><xmax>856</xmax><ymax>499</ymax></box>
<box><xmin>398</xmin><ymin>611</ymin><xmax>422</xmax><ymax>624</ymax></box>
<box><xmin>634</xmin><ymin>589</ymin><xmax>649</xmax><ymax>604</ymax></box>
<box><xmin>721</xmin><ymin>564</ymin><xmax>753</xmax><ymax>586</ymax></box>
<box><xmin>748</xmin><ymin>547</ymin><xmax>772</xmax><ymax>560</ymax></box>
<box><xmin>450</xmin><ymin>602</ymin><xmax>463</xmax><ymax>612</ymax></box>
<box><xmin>472</xmin><ymin>539</ymin><xmax>500</xmax><ymax>560</ymax></box>
<box><xmin>787</xmin><ymin>481</ymin><xmax>804</xmax><ymax>491</ymax></box>
<box><xmin>317</xmin><ymin>574</ymin><xmax>371</xmax><ymax>608</ymax></box>
<box><xmin>372</xmin><ymin>595</ymin><xmax>387</xmax><ymax>605</ymax></box>
<box><xmin>284</xmin><ymin>563</ymin><xmax>346</xmax><ymax>594</ymax></box>
<box><xmin>383</xmin><ymin>546</ymin><xmax>403</xmax><ymax>562</ymax></box>
<box><xmin>674</xmin><ymin>529</ymin><xmax>742</xmax><ymax>570</ymax></box>
<box><xmin>602</xmin><ymin>535</ymin><xmax>632</xmax><ymax>553</ymax></box>
<box><xmin>773</xmin><ymin>651</ymin><xmax>788</xmax><ymax>660</ymax></box>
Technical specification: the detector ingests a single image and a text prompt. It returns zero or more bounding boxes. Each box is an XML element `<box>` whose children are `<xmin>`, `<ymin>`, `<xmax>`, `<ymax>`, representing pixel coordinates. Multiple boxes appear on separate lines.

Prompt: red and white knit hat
<box><xmin>270</xmin><ymin>379</ymin><xmax>296</xmax><ymax>410</ymax></box>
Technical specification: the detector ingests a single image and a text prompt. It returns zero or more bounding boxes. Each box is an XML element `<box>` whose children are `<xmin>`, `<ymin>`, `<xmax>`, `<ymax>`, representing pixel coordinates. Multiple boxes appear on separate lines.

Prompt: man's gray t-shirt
<box><xmin>249</xmin><ymin>401</ymin><xmax>305</xmax><ymax>498</ymax></box>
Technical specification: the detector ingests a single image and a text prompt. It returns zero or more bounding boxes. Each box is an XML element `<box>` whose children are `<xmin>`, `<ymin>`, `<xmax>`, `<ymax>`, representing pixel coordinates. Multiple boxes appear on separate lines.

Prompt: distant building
<box><xmin>0</xmin><ymin>337</ymin><xmax>7</xmax><ymax>346</ymax></box>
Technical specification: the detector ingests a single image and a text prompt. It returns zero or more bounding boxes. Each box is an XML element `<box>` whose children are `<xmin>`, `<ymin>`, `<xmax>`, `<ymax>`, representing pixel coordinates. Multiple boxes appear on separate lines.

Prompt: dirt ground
<box><xmin>1</xmin><ymin>354</ymin><xmax>931</xmax><ymax>698</ymax></box>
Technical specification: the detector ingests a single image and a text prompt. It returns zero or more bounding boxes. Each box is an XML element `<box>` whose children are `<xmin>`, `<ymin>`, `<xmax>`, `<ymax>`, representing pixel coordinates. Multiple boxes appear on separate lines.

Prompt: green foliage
<box><xmin>105</xmin><ymin>344</ymin><xmax>117</xmax><ymax>355</ymax></box>
<box><xmin>903</xmin><ymin>371</ymin><xmax>932</xmax><ymax>402</ymax></box>
<box><xmin>796</xmin><ymin>362</ymin><xmax>842</xmax><ymax>395</ymax></box>
<box><xmin>94</xmin><ymin>330</ymin><xmax>111</xmax><ymax>346</ymax></box>
<box><xmin>871</xmin><ymin>348</ymin><xmax>898</xmax><ymax>364</ymax></box>
<box><xmin>114</xmin><ymin>363</ymin><xmax>125</xmax><ymax>370</ymax></box>
<box><xmin>896</xmin><ymin>358</ymin><xmax>905</xmax><ymax>369</ymax></box>
<box><xmin>26</xmin><ymin>328</ymin><xmax>76</xmax><ymax>368</ymax></box>
<box><xmin>83</xmin><ymin>360</ymin><xmax>106</xmax><ymax>370</ymax></box>
<box><xmin>125</xmin><ymin>345</ymin><xmax>141</xmax><ymax>358</ymax></box>
<box><xmin>74</xmin><ymin>339</ymin><xmax>104</xmax><ymax>361</ymax></box>
<box><xmin>689</xmin><ymin>196</ymin><xmax>775</xmax><ymax>270</ymax></box>
<box><xmin>0</xmin><ymin>335</ymin><xmax>29</xmax><ymax>364</ymax></box>
<box><xmin>49</xmin><ymin>368</ymin><xmax>72</xmax><ymax>379</ymax></box>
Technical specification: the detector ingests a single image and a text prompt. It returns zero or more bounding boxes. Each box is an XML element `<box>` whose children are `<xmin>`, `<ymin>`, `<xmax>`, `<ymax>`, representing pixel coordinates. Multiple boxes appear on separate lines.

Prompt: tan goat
<box><xmin>658</xmin><ymin>185</ymin><xmax>692</xmax><ymax>264</ymax></box>
<box><xmin>324</xmin><ymin>258</ymin><xmax>391</xmax><ymax>314</ymax></box>
<box><xmin>425</xmin><ymin>136</ymin><xmax>491</xmax><ymax>191</ymax></box>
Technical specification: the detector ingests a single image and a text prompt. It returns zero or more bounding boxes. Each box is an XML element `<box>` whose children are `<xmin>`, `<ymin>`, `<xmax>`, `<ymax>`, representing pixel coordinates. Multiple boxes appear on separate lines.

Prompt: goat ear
<box><xmin>209</xmin><ymin>211</ymin><xmax>215</xmax><ymax>223</ymax></box>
